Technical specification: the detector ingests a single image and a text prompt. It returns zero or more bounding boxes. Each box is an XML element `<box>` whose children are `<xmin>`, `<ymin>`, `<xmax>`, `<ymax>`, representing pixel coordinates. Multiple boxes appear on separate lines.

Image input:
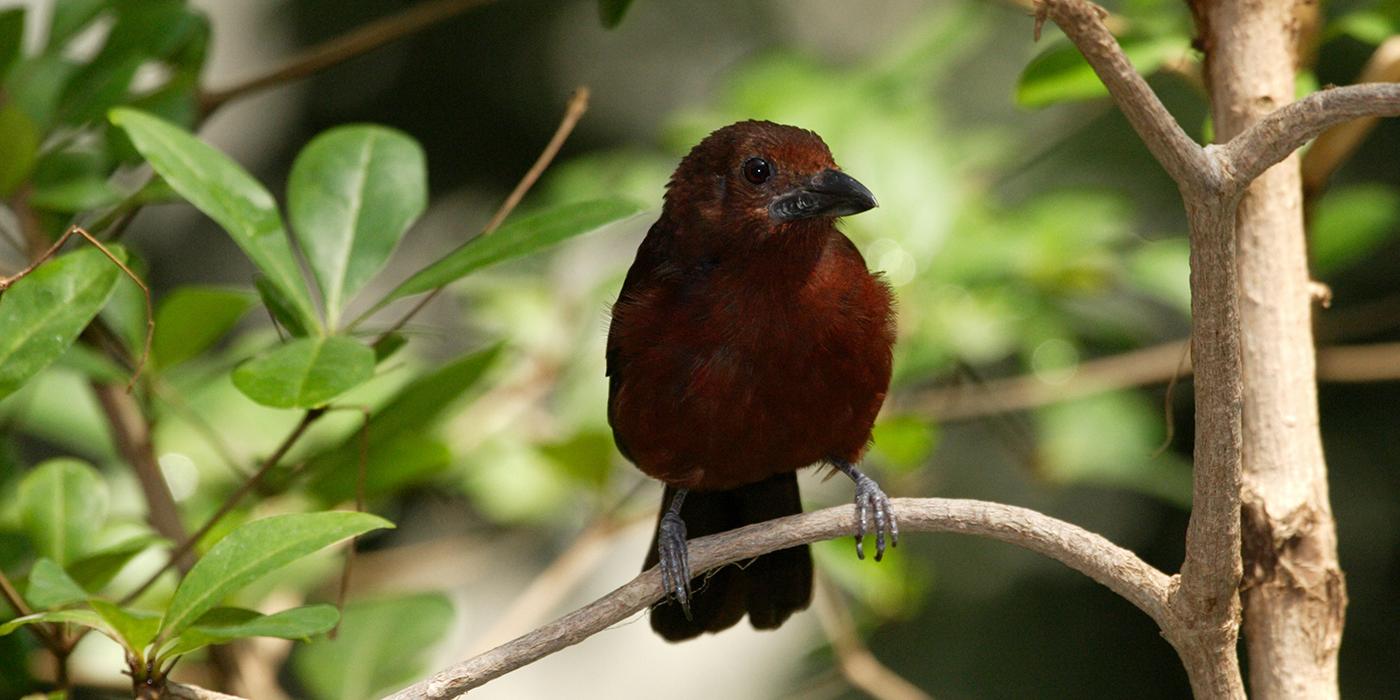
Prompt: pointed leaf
<box><xmin>108</xmin><ymin>108</ymin><xmax>320</xmax><ymax>333</ymax></box>
<box><xmin>0</xmin><ymin>608</ymin><xmax>106</xmax><ymax>637</ymax></box>
<box><xmin>17</xmin><ymin>459</ymin><xmax>109</xmax><ymax>566</ymax></box>
<box><xmin>289</xmin><ymin>125</ymin><xmax>426</xmax><ymax>328</ymax></box>
<box><xmin>382</xmin><ymin>199</ymin><xmax>642</xmax><ymax>303</ymax></box>
<box><xmin>292</xmin><ymin>593</ymin><xmax>452</xmax><ymax>700</ymax></box>
<box><xmin>68</xmin><ymin>533</ymin><xmax>164</xmax><ymax>591</ymax></box>
<box><xmin>25</xmin><ymin>558</ymin><xmax>88</xmax><ymax>609</ymax></box>
<box><xmin>153</xmin><ymin>287</ymin><xmax>256</xmax><ymax>369</ymax></box>
<box><xmin>232</xmin><ymin>336</ymin><xmax>375</xmax><ymax>409</ymax></box>
<box><xmin>90</xmin><ymin>600</ymin><xmax>161</xmax><ymax>652</ymax></box>
<box><xmin>158</xmin><ymin>511</ymin><xmax>392</xmax><ymax>639</ymax></box>
<box><xmin>0</xmin><ymin>246</ymin><xmax>124</xmax><ymax>401</ymax></box>
<box><xmin>161</xmin><ymin>604</ymin><xmax>339</xmax><ymax>658</ymax></box>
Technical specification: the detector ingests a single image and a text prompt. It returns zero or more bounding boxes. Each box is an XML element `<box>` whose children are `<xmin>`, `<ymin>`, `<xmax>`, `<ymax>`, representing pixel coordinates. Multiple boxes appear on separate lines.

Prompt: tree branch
<box><xmin>1221</xmin><ymin>83</ymin><xmax>1400</xmax><ymax>192</ymax></box>
<box><xmin>198</xmin><ymin>0</ymin><xmax>498</xmax><ymax>115</ymax></box>
<box><xmin>91</xmin><ymin>383</ymin><xmax>189</xmax><ymax>550</ymax></box>
<box><xmin>386</xmin><ymin>498</ymin><xmax>1172</xmax><ymax>699</ymax></box>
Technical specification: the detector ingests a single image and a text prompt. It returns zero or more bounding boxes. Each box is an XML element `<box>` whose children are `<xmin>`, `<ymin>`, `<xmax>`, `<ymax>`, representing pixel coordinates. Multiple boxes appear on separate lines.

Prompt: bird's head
<box><xmin>662</xmin><ymin>121</ymin><xmax>877</xmax><ymax>239</ymax></box>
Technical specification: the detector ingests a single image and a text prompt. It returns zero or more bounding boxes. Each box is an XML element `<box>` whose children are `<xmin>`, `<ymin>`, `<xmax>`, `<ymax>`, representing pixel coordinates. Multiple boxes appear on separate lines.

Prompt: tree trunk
<box><xmin>1193</xmin><ymin>1</ymin><xmax>1348</xmax><ymax>696</ymax></box>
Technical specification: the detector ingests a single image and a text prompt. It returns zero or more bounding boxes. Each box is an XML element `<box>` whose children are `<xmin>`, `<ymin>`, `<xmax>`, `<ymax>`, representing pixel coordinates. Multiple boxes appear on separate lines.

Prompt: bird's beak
<box><xmin>768</xmin><ymin>169</ymin><xmax>878</xmax><ymax>222</ymax></box>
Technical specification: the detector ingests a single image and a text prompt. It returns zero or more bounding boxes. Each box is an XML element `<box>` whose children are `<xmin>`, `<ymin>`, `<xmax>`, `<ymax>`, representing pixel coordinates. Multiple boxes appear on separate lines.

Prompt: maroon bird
<box><xmin>607</xmin><ymin>120</ymin><xmax>897</xmax><ymax>641</ymax></box>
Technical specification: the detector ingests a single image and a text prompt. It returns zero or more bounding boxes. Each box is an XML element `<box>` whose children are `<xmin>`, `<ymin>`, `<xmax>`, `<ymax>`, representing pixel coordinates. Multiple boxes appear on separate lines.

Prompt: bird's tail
<box><xmin>643</xmin><ymin>472</ymin><xmax>813</xmax><ymax>641</ymax></box>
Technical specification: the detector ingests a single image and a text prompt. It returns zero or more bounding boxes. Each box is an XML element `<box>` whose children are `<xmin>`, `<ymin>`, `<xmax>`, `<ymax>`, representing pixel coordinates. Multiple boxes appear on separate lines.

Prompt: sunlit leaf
<box><xmin>289</xmin><ymin>125</ymin><xmax>426</xmax><ymax>328</ymax></box>
<box><xmin>292</xmin><ymin>593</ymin><xmax>453</xmax><ymax>700</ymax></box>
<box><xmin>25</xmin><ymin>558</ymin><xmax>88</xmax><ymax>609</ymax></box>
<box><xmin>382</xmin><ymin>199</ymin><xmax>643</xmax><ymax>304</ymax></box>
<box><xmin>160</xmin><ymin>604</ymin><xmax>339</xmax><ymax>658</ymax></box>
<box><xmin>0</xmin><ymin>608</ymin><xmax>106</xmax><ymax>637</ymax></box>
<box><xmin>91</xmin><ymin>599</ymin><xmax>161</xmax><ymax>652</ymax></box>
<box><xmin>16</xmin><ymin>458</ymin><xmax>109</xmax><ymax>566</ymax></box>
<box><xmin>109</xmin><ymin>108</ymin><xmax>320</xmax><ymax>334</ymax></box>
<box><xmin>153</xmin><ymin>287</ymin><xmax>256</xmax><ymax>369</ymax></box>
<box><xmin>231</xmin><ymin>336</ymin><xmax>375</xmax><ymax>409</ymax></box>
<box><xmin>157</xmin><ymin>511</ymin><xmax>392</xmax><ymax>639</ymax></box>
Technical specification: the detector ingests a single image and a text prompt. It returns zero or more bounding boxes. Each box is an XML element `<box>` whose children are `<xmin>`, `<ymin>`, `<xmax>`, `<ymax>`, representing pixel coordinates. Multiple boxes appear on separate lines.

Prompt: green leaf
<box><xmin>25</xmin><ymin>558</ymin><xmax>88</xmax><ymax>609</ymax></box>
<box><xmin>231</xmin><ymin>336</ymin><xmax>375</xmax><ymax>409</ymax></box>
<box><xmin>30</xmin><ymin>176</ymin><xmax>123</xmax><ymax>212</ymax></box>
<box><xmin>153</xmin><ymin>287</ymin><xmax>256</xmax><ymax>369</ymax></box>
<box><xmin>5</xmin><ymin>54</ymin><xmax>79</xmax><ymax>127</ymax></box>
<box><xmin>1017</xmin><ymin>36</ymin><xmax>1188</xmax><ymax>108</ymax></box>
<box><xmin>1038</xmin><ymin>392</ymin><xmax>1192</xmax><ymax>506</ymax></box>
<box><xmin>1326</xmin><ymin>11</ymin><xmax>1399</xmax><ymax>45</ymax></box>
<box><xmin>17</xmin><ymin>458</ymin><xmax>109</xmax><ymax>566</ymax></box>
<box><xmin>256</xmin><ymin>275</ymin><xmax>311</xmax><ymax>337</ymax></box>
<box><xmin>0</xmin><ymin>104</ymin><xmax>40</xmax><ymax>196</ymax></box>
<box><xmin>48</xmin><ymin>0</ymin><xmax>107</xmax><ymax>49</ymax></box>
<box><xmin>0</xmin><ymin>9</ymin><xmax>23</xmax><ymax>83</ymax></box>
<box><xmin>0</xmin><ymin>608</ymin><xmax>106</xmax><ymax>637</ymax></box>
<box><xmin>292</xmin><ymin>593</ymin><xmax>453</xmax><ymax>700</ymax></box>
<box><xmin>109</xmin><ymin>108</ymin><xmax>320</xmax><ymax>334</ymax></box>
<box><xmin>157</xmin><ymin>511</ymin><xmax>392</xmax><ymax>639</ymax></box>
<box><xmin>161</xmin><ymin>604</ymin><xmax>339</xmax><ymax>658</ymax></box>
<box><xmin>598</xmin><ymin>0</ymin><xmax>636</xmax><ymax>28</ymax></box>
<box><xmin>57</xmin><ymin>54</ymin><xmax>141</xmax><ymax>126</ymax></box>
<box><xmin>90</xmin><ymin>599</ymin><xmax>161</xmax><ymax>652</ymax></box>
<box><xmin>870</xmin><ymin>416</ymin><xmax>939</xmax><ymax>473</ymax></box>
<box><xmin>289</xmin><ymin>125</ymin><xmax>426</xmax><ymax>328</ymax></box>
<box><xmin>382</xmin><ymin>199</ymin><xmax>642</xmax><ymax>304</ymax></box>
<box><xmin>68</xmin><ymin>534</ymin><xmax>164</xmax><ymax>592</ymax></box>
<box><xmin>0</xmin><ymin>246</ymin><xmax>125</xmax><ymax>401</ymax></box>
<box><xmin>1310</xmin><ymin>184</ymin><xmax>1400</xmax><ymax>274</ymax></box>
<box><xmin>302</xmin><ymin>346</ymin><xmax>500</xmax><ymax>500</ymax></box>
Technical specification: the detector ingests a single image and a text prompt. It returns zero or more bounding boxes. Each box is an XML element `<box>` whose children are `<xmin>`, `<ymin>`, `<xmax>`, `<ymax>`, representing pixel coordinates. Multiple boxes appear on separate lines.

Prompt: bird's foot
<box><xmin>657</xmin><ymin>510</ymin><xmax>692</xmax><ymax>619</ymax></box>
<box><xmin>835</xmin><ymin>461</ymin><xmax>898</xmax><ymax>561</ymax></box>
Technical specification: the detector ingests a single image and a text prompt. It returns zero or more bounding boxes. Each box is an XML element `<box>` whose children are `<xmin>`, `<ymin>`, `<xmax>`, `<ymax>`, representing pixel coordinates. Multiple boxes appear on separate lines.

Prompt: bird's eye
<box><xmin>742</xmin><ymin>157</ymin><xmax>772</xmax><ymax>185</ymax></box>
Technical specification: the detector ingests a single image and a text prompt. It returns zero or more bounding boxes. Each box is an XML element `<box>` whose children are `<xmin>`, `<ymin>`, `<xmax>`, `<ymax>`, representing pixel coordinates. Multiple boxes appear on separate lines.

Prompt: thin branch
<box><xmin>813</xmin><ymin>575</ymin><xmax>933</xmax><ymax>700</ymax></box>
<box><xmin>1033</xmin><ymin>0</ymin><xmax>1216</xmax><ymax>192</ymax></box>
<box><xmin>198</xmin><ymin>0</ymin><xmax>498</xmax><ymax>115</ymax></box>
<box><xmin>93</xmin><ymin>382</ymin><xmax>189</xmax><ymax>549</ymax></box>
<box><xmin>366</xmin><ymin>87</ymin><xmax>591</xmax><ymax>342</ymax></box>
<box><xmin>1221</xmin><ymin>82</ymin><xmax>1400</xmax><ymax>192</ymax></box>
<box><xmin>386</xmin><ymin>498</ymin><xmax>1172</xmax><ymax>700</ymax></box>
<box><xmin>121</xmin><ymin>409</ymin><xmax>324</xmax><ymax>604</ymax></box>
<box><xmin>0</xmin><ymin>567</ymin><xmax>67</xmax><ymax>655</ymax></box>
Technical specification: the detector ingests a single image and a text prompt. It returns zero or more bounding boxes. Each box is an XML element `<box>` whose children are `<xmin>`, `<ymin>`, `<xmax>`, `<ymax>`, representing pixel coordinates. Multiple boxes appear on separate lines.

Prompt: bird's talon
<box><xmin>657</xmin><ymin>511</ymin><xmax>692</xmax><ymax>618</ymax></box>
<box><xmin>852</xmin><ymin>474</ymin><xmax>896</xmax><ymax>562</ymax></box>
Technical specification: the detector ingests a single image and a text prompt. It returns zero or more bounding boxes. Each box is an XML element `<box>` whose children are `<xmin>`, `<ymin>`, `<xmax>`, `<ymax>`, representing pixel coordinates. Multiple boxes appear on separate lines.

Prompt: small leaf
<box><xmin>598</xmin><ymin>0</ymin><xmax>636</xmax><ymax>28</ymax></box>
<box><xmin>256</xmin><ymin>275</ymin><xmax>311</xmax><ymax>338</ymax></box>
<box><xmin>1310</xmin><ymin>184</ymin><xmax>1400</xmax><ymax>274</ymax></box>
<box><xmin>289</xmin><ymin>125</ymin><xmax>426</xmax><ymax>328</ymax></box>
<box><xmin>0</xmin><ymin>104</ymin><xmax>40</xmax><ymax>196</ymax></box>
<box><xmin>68</xmin><ymin>533</ymin><xmax>164</xmax><ymax>592</ymax></box>
<box><xmin>0</xmin><ymin>9</ymin><xmax>25</xmax><ymax>81</ymax></box>
<box><xmin>25</xmin><ymin>558</ymin><xmax>88</xmax><ymax>609</ymax></box>
<box><xmin>153</xmin><ymin>287</ymin><xmax>256</xmax><ymax>369</ymax></box>
<box><xmin>0</xmin><ymin>608</ymin><xmax>106</xmax><ymax>637</ymax></box>
<box><xmin>109</xmin><ymin>108</ymin><xmax>320</xmax><ymax>334</ymax></box>
<box><xmin>157</xmin><ymin>511</ymin><xmax>392</xmax><ymax>639</ymax></box>
<box><xmin>292</xmin><ymin>593</ymin><xmax>453</xmax><ymax>700</ymax></box>
<box><xmin>90</xmin><ymin>599</ymin><xmax>161</xmax><ymax>652</ymax></box>
<box><xmin>29</xmin><ymin>176</ymin><xmax>124</xmax><ymax>212</ymax></box>
<box><xmin>17</xmin><ymin>458</ymin><xmax>109</xmax><ymax>566</ymax></box>
<box><xmin>382</xmin><ymin>199</ymin><xmax>643</xmax><ymax>304</ymax></box>
<box><xmin>232</xmin><ymin>336</ymin><xmax>375</xmax><ymax>409</ymax></box>
<box><xmin>160</xmin><ymin>604</ymin><xmax>339</xmax><ymax>658</ymax></box>
<box><xmin>1017</xmin><ymin>36</ymin><xmax>1188</xmax><ymax>108</ymax></box>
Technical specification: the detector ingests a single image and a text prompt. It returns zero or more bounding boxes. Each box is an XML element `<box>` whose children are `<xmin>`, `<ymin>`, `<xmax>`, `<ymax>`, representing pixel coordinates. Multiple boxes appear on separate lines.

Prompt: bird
<box><xmin>606</xmin><ymin>120</ymin><xmax>897</xmax><ymax>641</ymax></box>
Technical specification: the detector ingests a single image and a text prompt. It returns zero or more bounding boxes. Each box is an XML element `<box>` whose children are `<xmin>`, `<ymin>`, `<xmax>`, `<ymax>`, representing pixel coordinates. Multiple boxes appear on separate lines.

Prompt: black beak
<box><xmin>768</xmin><ymin>169</ymin><xmax>878</xmax><ymax>222</ymax></box>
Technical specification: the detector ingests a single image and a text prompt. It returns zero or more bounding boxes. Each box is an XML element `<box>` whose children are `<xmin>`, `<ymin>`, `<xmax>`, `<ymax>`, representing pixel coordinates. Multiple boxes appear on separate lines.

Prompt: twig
<box><xmin>93</xmin><ymin>383</ymin><xmax>189</xmax><ymax>549</ymax></box>
<box><xmin>121</xmin><ymin>409</ymin><xmax>325</xmax><ymax>605</ymax></box>
<box><xmin>0</xmin><ymin>567</ymin><xmax>67</xmax><ymax>655</ymax></box>
<box><xmin>364</xmin><ymin>86</ymin><xmax>591</xmax><ymax>342</ymax></box>
<box><xmin>813</xmin><ymin>574</ymin><xmax>933</xmax><ymax>700</ymax></box>
<box><xmin>198</xmin><ymin>0</ymin><xmax>498</xmax><ymax>115</ymax></box>
<box><xmin>386</xmin><ymin>498</ymin><xmax>1172</xmax><ymax>699</ymax></box>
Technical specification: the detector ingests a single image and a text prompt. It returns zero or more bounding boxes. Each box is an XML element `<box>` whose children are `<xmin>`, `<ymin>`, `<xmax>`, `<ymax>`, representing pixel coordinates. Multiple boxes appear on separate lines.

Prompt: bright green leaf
<box><xmin>153</xmin><ymin>287</ymin><xmax>256</xmax><ymax>369</ymax></box>
<box><xmin>292</xmin><ymin>593</ymin><xmax>452</xmax><ymax>700</ymax></box>
<box><xmin>870</xmin><ymin>416</ymin><xmax>939</xmax><ymax>473</ymax></box>
<box><xmin>161</xmin><ymin>604</ymin><xmax>338</xmax><ymax>658</ymax></box>
<box><xmin>1310</xmin><ymin>184</ymin><xmax>1400</xmax><ymax>274</ymax></box>
<box><xmin>90</xmin><ymin>599</ymin><xmax>161</xmax><ymax>652</ymax></box>
<box><xmin>289</xmin><ymin>125</ymin><xmax>426</xmax><ymax>328</ymax></box>
<box><xmin>382</xmin><ymin>199</ymin><xmax>643</xmax><ymax>304</ymax></box>
<box><xmin>231</xmin><ymin>336</ymin><xmax>375</xmax><ymax>409</ymax></box>
<box><xmin>598</xmin><ymin>0</ymin><xmax>636</xmax><ymax>28</ymax></box>
<box><xmin>109</xmin><ymin>108</ymin><xmax>320</xmax><ymax>334</ymax></box>
<box><xmin>17</xmin><ymin>458</ymin><xmax>109</xmax><ymax>566</ymax></box>
<box><xmin>1017</xmin><ymin>36</ymin><xmax>1189</xmax><ymax>108</ymax></box>
<box><xmin>25</xmin><ymin>558</ymin><xmax>88</xmax><ymax>609</ymax></box>
<box><xmin>0</xmin><ymin>608</ymin><xmax>106</xmax><ymax>637</ymax></box>
<box><xmin>0</xmin><ymin>104</ymin><xmax>40</xmax><ymax>196</ymax></box>
<box><xmin>157</xmin><ymin>511</ymin><xmax>392</xmax><ymax>639</ymax></box>
<box><xmin>1326</xmin><ymin>11</ymin><xmax>1398</xmax><ymax>45</ymax></box>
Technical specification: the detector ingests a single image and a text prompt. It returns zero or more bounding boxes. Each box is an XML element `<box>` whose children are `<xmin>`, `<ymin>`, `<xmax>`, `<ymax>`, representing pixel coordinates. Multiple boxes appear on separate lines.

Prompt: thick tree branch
<box><xmin>387</xmin><ymin>498</ymin><xmax>1172</xmax><ymax>699</ymax></box>
<box><xmin>1221</xmin><ymin>83</ymin><xmax>1400</xmax><ymax>192</ymax></box>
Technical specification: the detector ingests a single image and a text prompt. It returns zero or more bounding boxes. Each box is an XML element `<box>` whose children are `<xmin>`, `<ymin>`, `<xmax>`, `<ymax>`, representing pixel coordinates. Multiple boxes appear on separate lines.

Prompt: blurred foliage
<box><xmin>0</xmin><ymin>0</ymin><xmax>1397</xmax><ymax>697</ymax></box>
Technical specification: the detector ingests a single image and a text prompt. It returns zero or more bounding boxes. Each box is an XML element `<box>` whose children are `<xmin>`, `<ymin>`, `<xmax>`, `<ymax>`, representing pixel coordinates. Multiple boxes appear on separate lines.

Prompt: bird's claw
<box><xmin>852</xmin><ymin>474</ymin><xmax>898</xmax><ymax>561</ymax></box>
<box><xmin>657</xmin><ymin>511</ymin><xmax>693</xmax><ymax>619</ymax></box>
